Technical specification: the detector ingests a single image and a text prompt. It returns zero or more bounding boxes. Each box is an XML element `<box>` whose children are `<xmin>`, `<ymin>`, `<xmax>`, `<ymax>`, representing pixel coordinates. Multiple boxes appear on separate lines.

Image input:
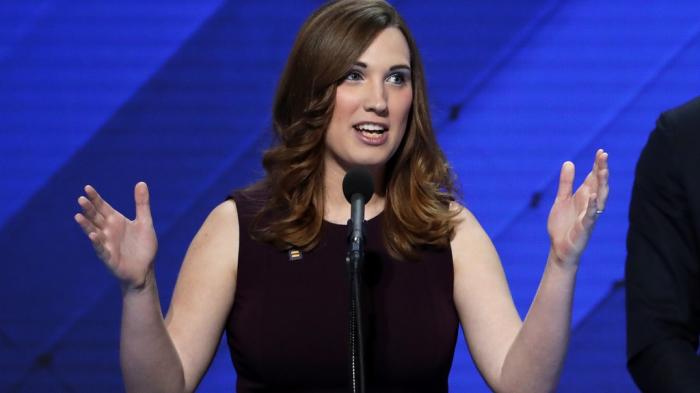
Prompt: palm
<box><xmin>104</xmin><ymin>207</ymin><xmax>157</xmax><ymax>281</ymax></box>
<box><xmin>75</xmin><ymin>182</ymin><xmax>158</xmax><ymax>289</ymax></box>
<box><xmin>547</xmin><ymin>150</ymin><xmax>609</xmax><ymax>266</ymax></box>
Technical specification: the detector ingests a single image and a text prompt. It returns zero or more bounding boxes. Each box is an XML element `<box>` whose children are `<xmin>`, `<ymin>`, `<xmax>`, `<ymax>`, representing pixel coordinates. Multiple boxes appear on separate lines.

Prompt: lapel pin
<box><xmin>288</xmin><ymin>249</ymin><xmax>303</xmax><ymax>262</ymax></box>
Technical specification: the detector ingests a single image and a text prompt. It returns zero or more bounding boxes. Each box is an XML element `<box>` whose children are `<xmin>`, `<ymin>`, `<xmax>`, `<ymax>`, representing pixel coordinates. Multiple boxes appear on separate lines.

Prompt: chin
<box><xmin>327</xmin><ymin>149</ymin><xmax>395</xmax><ymax>174</ymax></box>
<box><xmin>346</xmin><ymin>156</ymin><xmax>390</xmax><ymax>169</ymax></box>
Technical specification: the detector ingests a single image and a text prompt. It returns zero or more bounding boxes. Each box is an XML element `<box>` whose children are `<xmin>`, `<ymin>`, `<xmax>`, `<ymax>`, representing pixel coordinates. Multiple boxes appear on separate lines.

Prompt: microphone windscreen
<box><xmin>342</xmin><ymin>167</ymin><xmax>374</xmax><ymax>204</ymax></box>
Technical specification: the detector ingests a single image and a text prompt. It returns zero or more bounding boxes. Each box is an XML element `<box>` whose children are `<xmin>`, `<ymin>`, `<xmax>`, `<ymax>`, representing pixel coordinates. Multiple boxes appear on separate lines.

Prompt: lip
<box><xmin>354</xmin><ymin>127</ymin><xmax>389</xmax><ymax>146</ymax></box>
<box><xmin>352</xmin><ymin>121</ymin><xmax>389</xmax><ymax>130</ymax></box>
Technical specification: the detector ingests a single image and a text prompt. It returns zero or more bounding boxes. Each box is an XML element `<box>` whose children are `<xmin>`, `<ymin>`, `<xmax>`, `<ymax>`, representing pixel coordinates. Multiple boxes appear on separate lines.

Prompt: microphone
<box><xmin>341</xmin><ymin>167</ymin><xmax>373</xmax><ymax>393</ymax></box>
<box><xmin>342</xmin><ymin>167</ymin><xmax>374</xmax><ymax>257</ymax></box>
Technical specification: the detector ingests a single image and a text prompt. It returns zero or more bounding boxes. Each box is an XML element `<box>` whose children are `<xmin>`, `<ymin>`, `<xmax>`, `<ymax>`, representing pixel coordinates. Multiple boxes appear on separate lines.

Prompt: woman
<box><xmin>74</xmin><ymin>1</ymin><xmax>609</xmax><ymax>392</ymax></box>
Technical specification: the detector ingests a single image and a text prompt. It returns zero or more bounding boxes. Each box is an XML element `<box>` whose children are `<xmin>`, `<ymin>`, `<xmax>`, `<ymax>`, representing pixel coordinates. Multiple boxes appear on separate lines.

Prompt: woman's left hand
<box><xmin>547</xmin><ymin>149</ymin><xmax>609</xmax><ymax>267</ymax></box>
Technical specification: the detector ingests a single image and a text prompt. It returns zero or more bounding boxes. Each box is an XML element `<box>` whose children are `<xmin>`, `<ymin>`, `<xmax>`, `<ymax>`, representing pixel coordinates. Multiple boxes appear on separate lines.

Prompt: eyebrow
<box><xmin>353</xmin><ymin>61</ymin><xmax>411</xmax><ymax>72</ymax></box>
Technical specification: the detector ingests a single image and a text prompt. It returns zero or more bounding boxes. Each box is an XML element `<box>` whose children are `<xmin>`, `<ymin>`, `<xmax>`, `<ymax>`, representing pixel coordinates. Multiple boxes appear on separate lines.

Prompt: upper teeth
<box><xmin>355</xmin><ymin>123</ymin><xmax>386</xmax><ymax>131</ymax></box>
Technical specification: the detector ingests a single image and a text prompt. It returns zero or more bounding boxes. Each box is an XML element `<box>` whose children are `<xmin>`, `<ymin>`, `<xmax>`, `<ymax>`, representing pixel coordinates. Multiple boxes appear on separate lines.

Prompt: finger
<box><xmin>579</xmin><ymin>149</ymin><xmax>606</xmax><ymax>193</ymax></box>
<box><xmin>74</xmin><ymin>212</ymin><xmax>98</xmax><ymax>237</ymax></box>
<box><xmin>83</xmin><ymin>222</ymin><xmax>107</xmax><ymax>245</ymax></box>
<box><xmin>134</xmin><ymin>182</ymin><xmax>152</xmax><ymax>222</ymax></box>
<box><xmin>592</xmin><ymin>149</ymin><xmax>602</xmax><ymax>174</ymax></box>
<box><xmin>77</xmin><ymin>209</ymin><xmax>114</xmax><ymax>263</ymax></box>
<box><xmin>582</xmin><ymin>192</ymin><xmax>599</xmax><ymax>228</ymax></box>
<box><xmin>596</xmin><ymin>152</ymin><xmax>609</xmax><ymax>211</ymax></box>
<box><xmin>597</xmin><ymin>172</ymin><xmax>609</xmax><ymax>210</ymax></box>
<box><xmin>84</xmin><ymin>185</ymin><xmax>113</xmax><ymax>217</ymax></box>
<box><xmin>556</xmin><ymin>161</ymin><xmax>575</xmax><ymax>200</ymax></box>
<box><xmin>597</xmin><ymin>149</ymin><xmax>608</xmax><ymax>170</ymax></box>
<box><xmin>582</xmin><ymin>149</ymin><xmax>603</xmax><ymax>184</ymax></box>
<box><xmin>78</xmin><ymin>196</ymin><xmax>106</xmax><ymax>228</ymax></box>
<box><xmin>88</xmin><ymin>231</ymin><xmax>112</xmax><ymax>262</ymax></box>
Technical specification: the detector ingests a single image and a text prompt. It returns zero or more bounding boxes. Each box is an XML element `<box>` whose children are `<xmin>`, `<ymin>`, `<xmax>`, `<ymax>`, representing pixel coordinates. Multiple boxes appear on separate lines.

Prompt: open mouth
<box><xmin>353</xmin><ymin>123</ymin><xmax>388</xmax><ymax>140</ymax></box>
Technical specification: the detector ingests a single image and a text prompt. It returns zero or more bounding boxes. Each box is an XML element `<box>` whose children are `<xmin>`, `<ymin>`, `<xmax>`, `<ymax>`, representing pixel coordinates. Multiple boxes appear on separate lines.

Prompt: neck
<box><xmin>323</xmin><ymin>162</ymin><xmax>386</xmax><ymax>225</ymax></box>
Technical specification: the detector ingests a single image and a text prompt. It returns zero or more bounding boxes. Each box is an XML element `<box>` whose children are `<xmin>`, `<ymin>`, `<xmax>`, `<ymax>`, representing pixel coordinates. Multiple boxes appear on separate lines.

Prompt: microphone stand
<box><xmin>346</xmin><ymin>193</ymin><xmax>366</xmax><ymax>393</ymax></box>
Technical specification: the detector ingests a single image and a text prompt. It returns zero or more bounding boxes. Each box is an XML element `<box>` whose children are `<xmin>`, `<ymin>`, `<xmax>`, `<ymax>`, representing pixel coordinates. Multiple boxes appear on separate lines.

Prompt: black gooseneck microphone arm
<box><xmin>347</xmin><ymin>192</ymin><xmax>366</xmax><ymax>393</ymax></box>
<box><xmin>342</xmin><ymin>167</ymin><xmax>372</xmax><ymax>393</ymax></box>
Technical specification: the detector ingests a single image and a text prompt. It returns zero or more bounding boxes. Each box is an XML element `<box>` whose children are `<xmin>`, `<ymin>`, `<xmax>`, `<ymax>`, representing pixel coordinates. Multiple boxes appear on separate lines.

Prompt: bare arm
<box><xmin>497</xmin><ymin>250</ymin><xmax>577</xmax><ymax>393</ymax></box>
<box><xmin>453</xmin><ymin>150</ymin><xmax>609</xmax><ymax>393</ymax></box>
<box><xmin>165</xmin><ymin>199</ymin><xmax>239</xmax><ymax>392</ymax></box>
<box><xmin>120</xmin><ymin>273</ymin><xmax>186</xmax><ymax>392</ymax></box>
<box><xmin>75</xmin><ymin>184</ymin><xmax>238</xmax><ymax>393</ymax></box>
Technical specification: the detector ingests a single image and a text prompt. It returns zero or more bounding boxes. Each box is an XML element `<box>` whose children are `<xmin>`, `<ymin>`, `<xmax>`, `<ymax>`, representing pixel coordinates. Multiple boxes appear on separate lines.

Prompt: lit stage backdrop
<box><xmin>1</xmin><ymin>1</ymin><xmax>699</xmax><ymax>391</ymax></box>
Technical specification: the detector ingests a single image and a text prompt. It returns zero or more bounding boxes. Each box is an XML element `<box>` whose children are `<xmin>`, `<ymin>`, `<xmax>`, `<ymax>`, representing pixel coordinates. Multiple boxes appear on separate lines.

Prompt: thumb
<box><xmin>134</xmin><ymin>182</ymin><xmax>152</xmax><ymax>222</ymax></box>
<box><xmin>555</xmin><ymin>161</ymin><xmax>575</xmax><ymax>200</ymax></box>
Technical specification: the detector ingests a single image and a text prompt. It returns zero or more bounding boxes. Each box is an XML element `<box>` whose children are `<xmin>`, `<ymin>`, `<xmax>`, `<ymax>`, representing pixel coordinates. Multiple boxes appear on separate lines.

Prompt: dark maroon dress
<box><xmin>225</xmin><ymin>190</ymin><xmax>459</xmax><ymax>392</ymax></box>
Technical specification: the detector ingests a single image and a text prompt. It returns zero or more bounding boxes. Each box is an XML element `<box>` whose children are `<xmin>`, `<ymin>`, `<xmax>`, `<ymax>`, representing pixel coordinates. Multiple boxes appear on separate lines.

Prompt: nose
<box><xmin>363</xmin><ymin>79</ymin><xmax>388</xmax><ymax>115</ymax></box>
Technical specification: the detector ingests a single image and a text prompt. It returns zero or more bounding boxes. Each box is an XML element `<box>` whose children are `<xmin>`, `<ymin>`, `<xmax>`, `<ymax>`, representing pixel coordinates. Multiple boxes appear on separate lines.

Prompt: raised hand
<box><xmin>547</xmin><ymin>149</ymin><xmax>609</xmax><ymax>267</ymax></box>
<box><xmin>74</xmin><ymin>182</ymin><xmax>158</xmax><ymax>291</ymax></box>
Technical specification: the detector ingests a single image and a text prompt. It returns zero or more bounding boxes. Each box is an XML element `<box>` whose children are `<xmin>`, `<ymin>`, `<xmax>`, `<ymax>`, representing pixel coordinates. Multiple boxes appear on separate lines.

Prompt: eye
<box><xmin>386</xmin><ymin>72</ymin><xmax>409</xmax><ymax>86</ymax></box>
<box><xmin>344</xmin><ymin>70</ymin><xmax>364</xmax><ymax>82</ymax></box>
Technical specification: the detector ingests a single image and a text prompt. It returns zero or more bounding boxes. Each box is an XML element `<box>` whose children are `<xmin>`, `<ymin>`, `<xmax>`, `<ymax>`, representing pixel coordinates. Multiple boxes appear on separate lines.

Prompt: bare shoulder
<box><xmin>169</xmin><ymin>198</ymin><xmax>240</xmax><ymax>305</ymax></box>
<box><xmin>449</xmin><ymin>201</ymin><xmax>479</xmax><ymax>231</ymax></box>
<box><xmin>167</xmin><ymin>199</ymin><xmax>240</xmax><ymax>323</ymax></box>
<box><xmin>201</xmin><ymin>199</ymin><xmax>239</xmax><ymax>237</ymax></box>
<box><xmin>186</xmin><ymin>199</ymin><xmax>239</xmax><ymax>267</ymax></box>
<box><xmin>449</xmin><ymin>202</ymin><xmax>492</xmax><ymax>256</ymax></box>
<box><xmin>213</xmin><ymin>198</ymin><xmax>237</xmax><ymax>216</ymax></box>
<box><xmin>448</xmin><ymin>201</ymin><xmax>504</xmax><ymax>280</ymax></box>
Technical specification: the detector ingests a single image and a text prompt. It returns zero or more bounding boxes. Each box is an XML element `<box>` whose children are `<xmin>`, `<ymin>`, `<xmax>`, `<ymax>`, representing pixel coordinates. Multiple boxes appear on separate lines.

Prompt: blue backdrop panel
<box><xmin>559</xmin><ymin>283</ymin><xmax>636</xmax><ymax>392</ymax></box>
<box><xmin>439</xmin><ymin>0</ymin><xmax>700</xmax><ymax>330</ymax></box>
<box><xmin>434</xmin><ymin>0</ymin><xmax>699</xmax><ymax>390</ymax></box>
<box><xmin>0</xmin><ymin>1</ymin><xmax>318</xmax><ymax>391</ymax></box>
<box><xmin>0</xmin><ymin>0</ymin><xmax>223</xmax><ymax>230</ymax></box>
<box><xmin>1</xmin><ymin>0</ymin><xmax>700</xmax><ymax>392</ymax></box>
<box><xmin>554</xmin><ymin>29</ymin><xmax>700</xmax><ymax>393</ymax></box>
<box><xmin>395</xmin><ymin>0</ymin><xmax>553</xmax><ymax>123</ymax></box>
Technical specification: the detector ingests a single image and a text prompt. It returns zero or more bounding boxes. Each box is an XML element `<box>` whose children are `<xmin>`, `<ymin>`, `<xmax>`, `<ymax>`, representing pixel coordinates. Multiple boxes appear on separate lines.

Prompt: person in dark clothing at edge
<box><xmin>74</xmin><ymin>1</ymin><xmax>610</xmax><ymax>391</ymax></box>
<box><xmin>626</xmin><ymin>96</ymin><xmax>700</xmax><ymax>392</ymax></box>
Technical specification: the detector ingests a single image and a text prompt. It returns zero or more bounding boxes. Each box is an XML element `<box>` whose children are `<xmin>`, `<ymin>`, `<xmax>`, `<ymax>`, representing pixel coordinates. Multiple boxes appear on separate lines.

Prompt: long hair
<box><xmin>251</xmin><ymin>0</ymin><xmax>460</xmax><ymax>260</ymax></box>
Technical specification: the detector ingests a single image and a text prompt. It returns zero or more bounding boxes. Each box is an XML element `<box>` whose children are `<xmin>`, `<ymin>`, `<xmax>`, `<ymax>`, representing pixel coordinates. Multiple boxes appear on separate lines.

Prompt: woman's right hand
<box><xmin>74</xmin><ymin>182</ymin><xmax>158</xmax><ymax>292</ymax></box>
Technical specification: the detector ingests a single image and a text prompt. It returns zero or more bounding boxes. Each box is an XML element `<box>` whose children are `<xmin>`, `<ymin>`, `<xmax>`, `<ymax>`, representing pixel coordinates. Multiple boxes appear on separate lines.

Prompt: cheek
<box><xmin>326</xmin><ymin>89</ymin><xmax>356</xmax><ymax>148</ymax></box>
<box><xmin>333</xmin><ymin>87</ymin><xmax>361</xmax><ymax>120</ymax></box>
<box><xmin>393</xmin><ymin>89</ymin><xmax>413</xmax><ymax>125</ymax></box>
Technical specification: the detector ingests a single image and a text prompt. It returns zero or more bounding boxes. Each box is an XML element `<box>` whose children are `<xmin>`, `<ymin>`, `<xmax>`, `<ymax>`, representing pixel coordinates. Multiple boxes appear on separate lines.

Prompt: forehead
<box><xmin>356</xmin><ymin>27</ymin><xmax>410</xmax><ymax>66</ymax></box>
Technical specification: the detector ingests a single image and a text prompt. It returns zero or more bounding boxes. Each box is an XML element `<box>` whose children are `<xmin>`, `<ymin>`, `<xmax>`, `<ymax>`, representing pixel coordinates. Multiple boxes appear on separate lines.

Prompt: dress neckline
<box><xmin>323</xmin><ymin>211</ymin><xmax>384</xmax><ymax>227</ymax></box>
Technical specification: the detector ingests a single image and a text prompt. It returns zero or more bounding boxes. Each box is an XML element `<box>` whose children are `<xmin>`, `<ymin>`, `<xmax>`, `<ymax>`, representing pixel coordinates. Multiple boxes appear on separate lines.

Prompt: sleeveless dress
<box><xmin>225</xmin><ymin>189</ymin><xmax>459</xmax><ymax>392</ymax></box>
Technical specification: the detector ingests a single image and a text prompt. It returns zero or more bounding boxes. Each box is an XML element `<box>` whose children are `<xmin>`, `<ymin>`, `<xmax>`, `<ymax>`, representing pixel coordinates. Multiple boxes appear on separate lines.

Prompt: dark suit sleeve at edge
<box><xmin>625</xmin><ymin>112</ymin><xmax>700</xmax><ymax>392</ymax></box>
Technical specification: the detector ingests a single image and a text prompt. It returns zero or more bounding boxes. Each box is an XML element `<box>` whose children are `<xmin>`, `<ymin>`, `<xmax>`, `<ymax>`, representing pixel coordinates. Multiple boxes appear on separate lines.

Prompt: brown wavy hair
<box><xmin>250</xmin><ymin>0</ymin><xmax>460</xmax><ymax>260</ymax></box>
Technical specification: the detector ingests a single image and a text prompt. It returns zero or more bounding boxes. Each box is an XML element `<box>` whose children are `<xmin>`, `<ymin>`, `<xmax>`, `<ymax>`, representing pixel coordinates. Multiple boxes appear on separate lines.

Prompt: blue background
<box><xmin>1</xmin><ymin>0</ymin><xmax>699</xmax><ymax>391</ymax></box>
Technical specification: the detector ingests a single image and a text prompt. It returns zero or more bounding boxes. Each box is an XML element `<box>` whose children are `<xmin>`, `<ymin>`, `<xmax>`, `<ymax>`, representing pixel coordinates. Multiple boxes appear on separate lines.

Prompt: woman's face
<box><xmin>324</xmin><ymin>27</ymin><xmax>413</xmax><ymax>175</ymax></box>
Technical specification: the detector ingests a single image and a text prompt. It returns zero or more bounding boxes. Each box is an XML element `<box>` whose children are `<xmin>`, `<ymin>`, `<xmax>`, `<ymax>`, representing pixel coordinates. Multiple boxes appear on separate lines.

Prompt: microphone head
<box><xmin>342</xmin><ymin>167</ymin><xmax>374</xmax><ymax>204</ymax></box>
